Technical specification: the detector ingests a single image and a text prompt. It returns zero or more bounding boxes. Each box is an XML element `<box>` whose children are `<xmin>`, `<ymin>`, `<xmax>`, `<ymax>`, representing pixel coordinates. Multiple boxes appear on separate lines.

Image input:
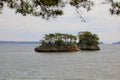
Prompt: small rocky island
<box><xmin>34</xmin><ymin>31</ymin><xmax>100</xmax><ymax>52</ymax></box>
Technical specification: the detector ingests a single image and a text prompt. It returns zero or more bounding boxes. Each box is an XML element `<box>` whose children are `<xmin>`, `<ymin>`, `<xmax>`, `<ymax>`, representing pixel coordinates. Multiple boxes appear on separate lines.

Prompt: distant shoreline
<box><xmin>1</xmin><ymin>41</ymin><xmax>119</xmax><ymax>45</ymax></box>
<box><xmin>0</xmin><ymin>41</ymin><xmax>39</xmax><ymax>44</ymax></box>
<box><xmin>112</xmin><ymin>41</ymin><xmax>120</xmax><ymax>44</ymax></box>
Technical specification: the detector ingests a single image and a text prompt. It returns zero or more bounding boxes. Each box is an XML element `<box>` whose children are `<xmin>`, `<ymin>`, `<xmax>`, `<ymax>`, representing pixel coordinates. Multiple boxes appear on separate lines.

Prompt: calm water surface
<box><xmin>0</xmin><ymin>44</ymin><xmax>120</xmax><ymax>80</ymax></box>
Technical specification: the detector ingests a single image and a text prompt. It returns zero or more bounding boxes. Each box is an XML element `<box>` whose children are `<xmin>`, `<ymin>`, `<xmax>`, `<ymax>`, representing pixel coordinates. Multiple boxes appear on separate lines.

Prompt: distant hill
<box><xmin>113</xmin><ymin>41</ymin><xmax>120</xmax><ymax>44</ymax></box>
<box><xmin>99</xmin><ymin>42</ymin><xmax>104</xmax><ymax>45</ymax></box>
<box><xmin>0</xmin><ymin>41</ymin><xmax>40</xmax><ymax>44</ymax></box>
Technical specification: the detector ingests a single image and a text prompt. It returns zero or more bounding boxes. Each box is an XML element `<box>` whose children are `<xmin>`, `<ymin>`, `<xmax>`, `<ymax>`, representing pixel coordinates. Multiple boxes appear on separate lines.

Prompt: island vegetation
<box><xmin>35</xmin><ymin>33</ymin><xmax>79</xmax><ymax>52</ymax></box>
<box><xmin>78</xmin><ymin>31</ymin><xmax>100</xmax><ymax>50</ymax></box>
<box><xmin>35</xmin><ymin>31</ymin><xmax>100</xmax><ymax>52</ymax></box>
<box><xmin>41</xmin><ymin>33</ymin><xmax>77</xmax><ymax>45</ymax></box>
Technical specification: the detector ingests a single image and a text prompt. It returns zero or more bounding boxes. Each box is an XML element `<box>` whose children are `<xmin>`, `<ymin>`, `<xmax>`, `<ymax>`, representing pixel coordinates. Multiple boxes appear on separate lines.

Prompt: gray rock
<box><xmin>79</xmin><ymin>45</ymin><xmax>100</xmax><ymax>50</ymax></box>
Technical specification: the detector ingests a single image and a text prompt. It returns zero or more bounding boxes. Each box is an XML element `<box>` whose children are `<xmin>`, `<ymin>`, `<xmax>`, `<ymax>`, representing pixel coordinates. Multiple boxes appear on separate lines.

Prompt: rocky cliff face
<box><xmin>34</xmin><ymin>44</ymin><xmax>80</xmax><ymax>52</ymax></box>
<box><xmin>78</xmin><ymin>45</ymin><xmax>100</xmax><ymax>50</ymax></box>
<box><xmin>34</xmin><ymin>44</ymin><xmax>100</xmax><ymax>52</ymax></box>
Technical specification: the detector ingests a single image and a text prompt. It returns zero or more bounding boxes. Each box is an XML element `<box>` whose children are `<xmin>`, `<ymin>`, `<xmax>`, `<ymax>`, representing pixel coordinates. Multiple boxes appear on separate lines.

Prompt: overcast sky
<box><xmin>0</xmin><ymin>0</ymin><xmax>120</xmax><ymax>44</ymax></box>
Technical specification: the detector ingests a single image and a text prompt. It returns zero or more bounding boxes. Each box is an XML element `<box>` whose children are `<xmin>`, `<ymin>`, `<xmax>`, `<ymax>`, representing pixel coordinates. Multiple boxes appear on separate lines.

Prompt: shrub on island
<box><xmin>78</xmin><ymin>31</ymin><xmax>100</xmax><ymax>50</ymax></box>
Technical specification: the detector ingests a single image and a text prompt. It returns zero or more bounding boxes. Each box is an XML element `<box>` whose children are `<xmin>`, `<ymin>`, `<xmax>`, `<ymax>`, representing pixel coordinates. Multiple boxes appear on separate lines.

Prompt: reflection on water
<box><xmin>0</xmin><ymin>44</ymin><xmax>120</xmax><ymax>80</ymax></box>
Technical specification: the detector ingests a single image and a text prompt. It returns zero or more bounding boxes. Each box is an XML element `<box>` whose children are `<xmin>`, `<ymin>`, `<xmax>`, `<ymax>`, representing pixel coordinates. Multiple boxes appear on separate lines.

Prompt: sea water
<box><xmin>0</xmin><ymin>43</ymin><xmax>120</xmax><ymax>80</ymax></box>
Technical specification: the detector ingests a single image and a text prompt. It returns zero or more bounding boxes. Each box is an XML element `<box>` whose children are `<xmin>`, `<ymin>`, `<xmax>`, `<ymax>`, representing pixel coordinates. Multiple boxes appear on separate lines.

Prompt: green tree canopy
<box><xmin>78</xmin><ymin>31</ymin><xmax>99</xmax><ymax>46</ymax></box>
<box><xmin>41</xmin><ymin>33</ymin><xmax>77</xmax><ymax>45</ymax></box>
<box><xmin>0</xmin><ymin>0</ymin><xmax>120</xmax><ymax>20</ymax></box>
